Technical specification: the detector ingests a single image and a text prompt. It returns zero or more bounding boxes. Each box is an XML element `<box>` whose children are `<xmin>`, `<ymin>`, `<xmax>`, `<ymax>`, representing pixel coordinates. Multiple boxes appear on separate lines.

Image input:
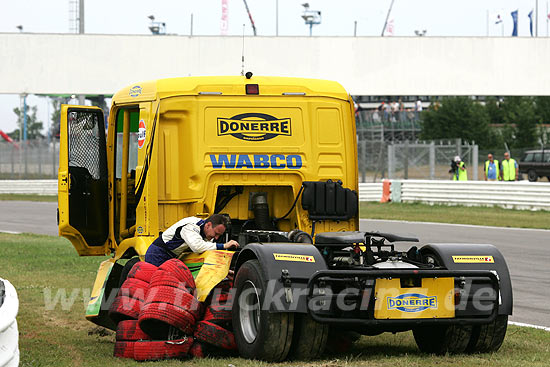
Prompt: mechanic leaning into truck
<box><xmin>144</xmin><ymin>214</ymin><xmax>239</xmax><ymax>266</ymax></box>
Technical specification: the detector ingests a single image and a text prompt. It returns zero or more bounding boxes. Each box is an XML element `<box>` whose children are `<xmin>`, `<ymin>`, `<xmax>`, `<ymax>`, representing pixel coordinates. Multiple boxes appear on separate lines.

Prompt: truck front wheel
<box><xmin>232</xmin><ymin>259</ymin><xmax>294</xmax><ymax>361</ymax></box>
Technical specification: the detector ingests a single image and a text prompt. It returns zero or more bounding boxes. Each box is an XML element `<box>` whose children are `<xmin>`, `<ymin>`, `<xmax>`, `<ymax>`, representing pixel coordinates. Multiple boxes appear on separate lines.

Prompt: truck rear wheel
<box><xmin>413</xmin><ymin>324</ymin><xmax>473</xmax><ymax>354</ymax></box>
<box><xmin>232</xmin><ymin>259</ymin><xmax>294</xmax><ymax>361</ymax></box>
<box><xmin>288</xmin><ymin>313</ymin><xmax>328</xmax><ymax>360</ymax></box>
<box><xmin>466</xmin><ymin>315</ymin><xmax>508</xmax><ymax>353</ymax></box>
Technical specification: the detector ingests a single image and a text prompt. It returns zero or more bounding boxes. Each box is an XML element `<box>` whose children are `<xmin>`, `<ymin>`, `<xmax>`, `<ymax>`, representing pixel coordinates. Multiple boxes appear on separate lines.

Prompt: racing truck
<box><xmin>57</xmin><ymin>74</ymin><xmax>512</xmax><ymax>361</ymax></box>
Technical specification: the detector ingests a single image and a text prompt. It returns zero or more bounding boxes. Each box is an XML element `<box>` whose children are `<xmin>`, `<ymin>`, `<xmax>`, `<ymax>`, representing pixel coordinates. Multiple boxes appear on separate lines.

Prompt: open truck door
<box><xmin>58</xmin><ymin>105</ymin><xmax>110</xmax><ymax>256</ymax></box>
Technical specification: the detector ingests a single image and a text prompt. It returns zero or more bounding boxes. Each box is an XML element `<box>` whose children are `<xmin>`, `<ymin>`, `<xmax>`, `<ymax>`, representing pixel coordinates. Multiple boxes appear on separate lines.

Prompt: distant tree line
<box><xmin>6</xmin><ymin>96</ymin><xmax>108</xmax><ymax>142</ymax></box>
<box><xmin>420</xmin><ymin>96</ymin><xmax>550</xmax><ymax>149</ymax></box>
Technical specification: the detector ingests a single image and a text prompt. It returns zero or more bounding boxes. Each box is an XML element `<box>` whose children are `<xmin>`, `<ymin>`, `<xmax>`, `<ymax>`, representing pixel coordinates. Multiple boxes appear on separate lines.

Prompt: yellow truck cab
<box><xmin>58</xmin><ymin>74</ymin><xmax>512</xmax><ymax>361</ymax></box>
<box><xmin>58</xmin><ymin>74</ymin><xmax>358</xmax><ymax>319</ymax></box>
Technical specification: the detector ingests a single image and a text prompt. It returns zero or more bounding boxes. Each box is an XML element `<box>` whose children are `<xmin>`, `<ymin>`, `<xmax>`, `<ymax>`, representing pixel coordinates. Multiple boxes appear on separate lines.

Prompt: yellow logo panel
<box><xmin>452</xmin><ymin>256</ymin><xmax>494</xmax><ymax>263</ymax></box>
<box><xmin>273</xmin><ymin>253</ymin><xmax>315</xmax><ymax>263</ymax></box>
<box><xmin>374</xmin><ymin>278</ymin><xmax>455</xmax><ymax>319</ymax></box>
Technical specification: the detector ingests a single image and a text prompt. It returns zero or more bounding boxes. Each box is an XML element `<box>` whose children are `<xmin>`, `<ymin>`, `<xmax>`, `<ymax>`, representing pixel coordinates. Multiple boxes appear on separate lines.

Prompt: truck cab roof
<box><xmin>112</xmin><ymin>76</ymin><xmax>350</xmax><ymax>103</ymax></box>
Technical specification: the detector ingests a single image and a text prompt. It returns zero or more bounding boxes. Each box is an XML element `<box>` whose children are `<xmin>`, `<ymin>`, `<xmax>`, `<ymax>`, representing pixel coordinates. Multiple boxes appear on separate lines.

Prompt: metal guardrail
<box><xmin>358</xmin><ymin>183</ymin><xmax>383</xmax><ymax>202</ymax></box>
<box><xmin>1</xmin><ymin>180</ymin><xmax>549</xmax><ymax>211</ymax></box>
<box><xmin>0</xmin><ymin>179</ymin><xmax>57</xmax><ymax>195</ymax></box>
<box><xmin>396</xmin><ymin>180</ymin><xmax>550</xmax><ymax>210</ymax></box>
<box><xmin>360</xmin><ymin>180</ymin><xmax>550</xmax><ymax>211</ymax></box>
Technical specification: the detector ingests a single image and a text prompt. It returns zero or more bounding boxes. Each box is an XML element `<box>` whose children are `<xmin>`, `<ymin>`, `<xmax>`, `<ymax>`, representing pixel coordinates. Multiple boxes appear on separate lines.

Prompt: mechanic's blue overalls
<box><xmin>144</xmin><ymin>219</ymin><xmax>205</xmax><ymax>266</ymax></box>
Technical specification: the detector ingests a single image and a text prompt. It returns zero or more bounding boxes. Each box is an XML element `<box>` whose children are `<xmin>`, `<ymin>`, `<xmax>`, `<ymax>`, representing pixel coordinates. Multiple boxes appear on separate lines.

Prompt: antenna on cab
<box><xmin>241</xmin><ymin>24</ymin><xmax>245</xmax><ymax>76</ymax></box>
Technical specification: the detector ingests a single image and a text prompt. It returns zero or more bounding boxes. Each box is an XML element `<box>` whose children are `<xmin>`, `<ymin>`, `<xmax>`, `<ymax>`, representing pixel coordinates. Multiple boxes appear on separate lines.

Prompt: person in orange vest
<box><xmin>484</xmin><ymin>153</ymin><xmax>499</xmax><ymax>181</ymax></box>
<box><xmin>500</xmin><ymin>152</ymin><xmax>518</xmax><ymax>181</ymax></box>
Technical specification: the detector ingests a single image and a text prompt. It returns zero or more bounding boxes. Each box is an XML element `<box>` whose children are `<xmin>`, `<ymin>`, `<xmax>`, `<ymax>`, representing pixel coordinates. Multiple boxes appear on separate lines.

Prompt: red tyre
<box><xmin>215</xmin><ymin>279</ymin><xmax>233</xmax><ymax>292</ymax></box>
<box><xmin>127</xmin><ymin>261</ymin><xmax>158</xmax><ymax>283</ymax></box>
<box><xmin>116</xmin><ymin>320</ymin><xmax>151</xmax><ymax>341</ymax></box>
<box><xmin>109</xmin><ymin>295</ymin><xmax>143</xmax><ymax>322</ymax></box>
<box><xmin>189</xmin><ymin>342</ymin><xmax>206</xmax><ymax>358</ymax></box>
<box><xmin>149</xmin><ymin>270</ymin><xmax>194</xmax><ymax>292</ymax></box>
<box><xmin>133</xmin><ymin>337</ymin><xmax>193</xmax><ymax>361</ymax></box>
<box><xmin>117</xmin><ymin>278</ymin><xmax>149</xmax><ymax>301</ymax></box>
<box><xmin>194</xmin><ymin>320</ymin><xmax>237</xmax><ymax>350</ymax></box>
<box><xmin>145</xmin><ymin>285</ymin><xmax>203</xmax><ymax>321</ymax></box>
<box><xmin>203</xmin><ymin>304</ymin><xmax>232</xmax><ymax>323</ymax></box>
<box><xmin>139</xmin><ymin>302</ymin><xmax>196</xmax><ymax>339</ymax></box>
<box><xmin>159</xmin><ymin>259</ymin><xmax>195</xmax><ymax>288</ymax></box>
<box><xmin>113</xmin><ymin>341</ymin><xmax>135</xmax><ymax>359</ymax></box>
<box><xmin>208</xmin><ymin>291</ymin><xmax>234</xmax><ymax>311</ymax></box>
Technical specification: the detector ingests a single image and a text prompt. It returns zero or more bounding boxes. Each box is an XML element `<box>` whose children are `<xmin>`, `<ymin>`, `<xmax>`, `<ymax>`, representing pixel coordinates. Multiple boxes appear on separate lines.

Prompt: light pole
<box><xmin>301</xmin><ymin>3</ymin><xmax>321</xmax><ymax>36</ymax></box>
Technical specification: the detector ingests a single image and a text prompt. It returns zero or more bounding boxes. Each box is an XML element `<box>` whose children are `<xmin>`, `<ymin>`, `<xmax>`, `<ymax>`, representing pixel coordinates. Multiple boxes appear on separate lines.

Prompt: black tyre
<box><xmin>118</xmin><ymin>257</ymin><xmax>141</xmax><ymax>288</ymax></box>
<box><xmin>466</xmin><ymin>315</ymin><xmax>508</xmax><ymax>353</ymax></box>
<box><xmin>528</xmin><ymin>169</ymin><xmax>538</xmax><ymax>182</ymax></box>
<box><xmin>413</xmin><ymin>324</ymin><xmax>473</xmax><ymax>354</ymax></box>
<box><xmin>288</xmin><ymin>314</ymin><xmax>328</xmax><ymax>360</ymax></box>
<box><xmin>232</xmin><ymin>259</ymin><xmax>294</xmax><ymax>362</ymax></box>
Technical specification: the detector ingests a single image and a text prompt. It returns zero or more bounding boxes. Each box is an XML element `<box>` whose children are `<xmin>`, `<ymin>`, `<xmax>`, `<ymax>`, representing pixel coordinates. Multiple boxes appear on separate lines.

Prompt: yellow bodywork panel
<box><xmin>374</xmin><ymin>278</ymin><xmax>455</xmax><ymax>319</ymax></box>
<box><xmin>181</xmin><ymin>250</ymin><xmax>235</xmax><ymax>302</ymax></box>
<box><xmin>86</xmin><ymin>258</ymin><xmax>116</xmax><ymax>319</ymax></box>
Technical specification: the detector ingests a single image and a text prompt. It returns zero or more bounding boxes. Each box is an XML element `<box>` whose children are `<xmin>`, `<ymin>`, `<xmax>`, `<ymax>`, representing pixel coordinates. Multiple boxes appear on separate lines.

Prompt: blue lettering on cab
<box><xmin>210</xmin><ymin>154</ymin><xmax>302</xmax><ymax>169</ymax></box>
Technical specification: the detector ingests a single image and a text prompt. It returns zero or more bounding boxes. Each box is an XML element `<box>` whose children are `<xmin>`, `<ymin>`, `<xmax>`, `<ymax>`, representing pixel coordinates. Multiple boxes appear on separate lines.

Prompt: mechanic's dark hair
<box><xmin>205</xmin><ymin>214</ymin><xmax>229</xmax><ymax>228</ymax></box>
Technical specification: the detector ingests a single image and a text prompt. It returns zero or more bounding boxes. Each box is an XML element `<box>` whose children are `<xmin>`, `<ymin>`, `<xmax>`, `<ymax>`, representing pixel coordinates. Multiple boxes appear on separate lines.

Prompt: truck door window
<box><xmin>114</xmin><ymin>108</ymin><xmax>139</xmax><ymax>240</ymax></box>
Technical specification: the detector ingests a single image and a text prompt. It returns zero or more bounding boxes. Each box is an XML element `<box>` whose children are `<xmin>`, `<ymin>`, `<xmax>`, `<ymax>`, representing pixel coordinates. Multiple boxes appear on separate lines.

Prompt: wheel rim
<box><xmin>239</xmin><ymin>280</ymin><xmax>261</xmax><ymax>344</ymax></box>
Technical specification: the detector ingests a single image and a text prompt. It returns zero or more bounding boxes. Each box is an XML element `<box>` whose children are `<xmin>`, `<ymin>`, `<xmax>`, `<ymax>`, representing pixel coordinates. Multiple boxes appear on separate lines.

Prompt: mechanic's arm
<box><xmin>180</xmin><ymin>225</ymin><xmax>239</xmax><ymax>252</ymax></box>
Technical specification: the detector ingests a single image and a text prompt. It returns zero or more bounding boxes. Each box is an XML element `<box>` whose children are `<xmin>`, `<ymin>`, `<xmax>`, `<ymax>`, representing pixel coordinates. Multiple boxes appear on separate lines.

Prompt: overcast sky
<box><xmin>1</xmin><ymin>0</ymin><xmax>548</xmax><ymax>134</ymax></box>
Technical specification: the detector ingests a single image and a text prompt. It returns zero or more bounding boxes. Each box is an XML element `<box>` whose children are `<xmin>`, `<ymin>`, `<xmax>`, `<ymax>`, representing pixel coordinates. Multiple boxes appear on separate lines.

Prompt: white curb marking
<box><xmin>509</xmin><ymin>321</ymin><xmax>550</xmax><ymax>332</ymax></box>
<box><xmin>0</xmin><ymin>230</ymin><xmax>21</xmax><ymax>234</ymax></box>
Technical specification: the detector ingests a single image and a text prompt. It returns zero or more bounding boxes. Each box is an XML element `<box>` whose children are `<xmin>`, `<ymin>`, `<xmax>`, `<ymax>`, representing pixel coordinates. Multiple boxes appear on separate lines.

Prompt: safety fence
<box><xmin>0</xmin><ymin>140</ymin><xmax>59</xmax><ymax>179</ymax></box>
<box><xmin>360</xmin><ymin>180</ymin><xmax>550</xmax><ymax>211</ymax></box>
<box><xmin>0</xmin><ymin>179</ymin><xmax>57</xmax><ymax>195</ymax></box>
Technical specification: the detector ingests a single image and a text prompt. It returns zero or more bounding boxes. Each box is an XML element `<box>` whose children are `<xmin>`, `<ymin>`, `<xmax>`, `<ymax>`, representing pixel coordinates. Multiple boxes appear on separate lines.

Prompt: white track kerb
<box><xmin>0</xmin><ymin>279</ymin><xmax>20</xmax><ymax>367</ymax></box>
<box><xmin>508</xmin><ymin>321</ymin><xmax>550</xmax><ymax>332</ymax></box>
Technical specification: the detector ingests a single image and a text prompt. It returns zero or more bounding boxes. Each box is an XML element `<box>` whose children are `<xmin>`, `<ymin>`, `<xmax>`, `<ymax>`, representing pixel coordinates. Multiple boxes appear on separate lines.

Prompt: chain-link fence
<box><xmin>0</xmin><ymin>140</ymin><xmax>59</xmax><ymax>179</ymax></box>
<box><xmin>356</xmin><ymin>134</ymin><xmax>479</xmax><ymax>182</ymax></box>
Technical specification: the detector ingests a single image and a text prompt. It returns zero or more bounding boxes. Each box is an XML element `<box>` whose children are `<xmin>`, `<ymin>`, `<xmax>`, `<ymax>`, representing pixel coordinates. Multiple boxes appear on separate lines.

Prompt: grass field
<box><xmin>360</xmin><ymin>202</ymin><xmax>550</xmax><ymax>229</ymax></box>
<box><xmin>0</xmin><ymin>194</ymin><xmax>58</xmax><ymax>202</ymax></box>
<box><xmin>1</xmin><ymin>232</ymin><xmax>549</xmax><ymax>366</ymax></box>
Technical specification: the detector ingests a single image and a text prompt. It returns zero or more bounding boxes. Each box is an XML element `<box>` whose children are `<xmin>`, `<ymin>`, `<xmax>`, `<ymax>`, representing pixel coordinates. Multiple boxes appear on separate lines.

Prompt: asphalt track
<box><xmin>0</xmin><ymin>200</ymin><xmax>548</xmax><ymax>327</ymax></box>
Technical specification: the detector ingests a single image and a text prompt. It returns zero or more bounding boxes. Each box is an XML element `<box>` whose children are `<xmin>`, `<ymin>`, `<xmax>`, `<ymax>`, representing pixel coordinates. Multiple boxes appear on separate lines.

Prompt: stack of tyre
<box><xmin>109</xmin><ymin>259</ymin><xmax>236</xmax><ymax>361</ymax></box>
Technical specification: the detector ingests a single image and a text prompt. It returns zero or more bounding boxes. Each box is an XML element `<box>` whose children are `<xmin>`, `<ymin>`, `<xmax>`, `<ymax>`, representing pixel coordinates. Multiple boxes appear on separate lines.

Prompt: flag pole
<box><xmin>486</xmin><ymin>10</ymin><xmax>489</xmax><ymax>36</ymax></box>
<box><xmin>536</xmin><ymin>0</ymin><xmax>539</xmax><ymax>36</ymax></box>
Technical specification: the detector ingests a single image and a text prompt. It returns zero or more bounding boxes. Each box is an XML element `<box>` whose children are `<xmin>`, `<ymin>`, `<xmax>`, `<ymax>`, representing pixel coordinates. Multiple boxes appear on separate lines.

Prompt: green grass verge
<box><xmin>0</xmin><ymin>194</ymin><xmax>57</xmax><ymax>202</ymax></box>
<box><xmin>1</xmin><ymin>232</ymin><xmax>549</xmax><ymax>366</ymax></box>
<box><xmin>360</xmin><ymin>202</ymin><xmax>550</xmax><ymax>230</ymax></box>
